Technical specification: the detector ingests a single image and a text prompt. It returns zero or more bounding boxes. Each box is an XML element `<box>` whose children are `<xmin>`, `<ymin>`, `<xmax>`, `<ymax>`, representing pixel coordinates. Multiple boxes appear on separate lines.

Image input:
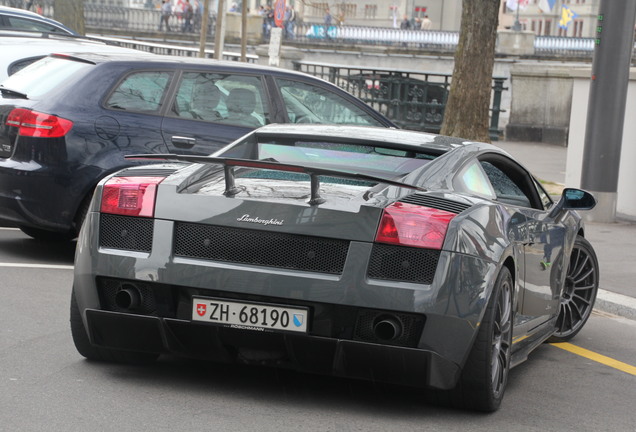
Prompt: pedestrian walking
<box><xmin>284</xmin><ymin>5</ymin><xmax>296</xmax><ymax>39</ymax></box>
<box><xmin>182</xmin><ymin>0</ymin><xmax>193</xmax><ymax>32</ymax></box>
<box><xmin>400</xmin><ymin>14</ymin><xmax>412</xmax><ymax>30</ymax></box>
<box><xmin>324</xmin><ymin>7</ymin><xmax>333</xmax><ymax>39</ymax></box>
<box><xmin>260</xmin><ymin>5</ymin><xmax>271</xmax><ymax>40</ymax></box>
<box><xmin>192</xmin><ymin>0</ymin><xmax>202</xmax><ymax>32</ymax></box>
<box><xmin>421</xmin><ymin>14</ymin><xmax>432</xmax><ymax>30</ymax></box>
<box><xmin>324</xmin><ymin>7</ymin><xmax>332</xmax><ymax>25</ymax></box>
<box><xmin>159</xmin><ymin>0</ymin><xmax>172</xmax><ymax>31</ymax></box>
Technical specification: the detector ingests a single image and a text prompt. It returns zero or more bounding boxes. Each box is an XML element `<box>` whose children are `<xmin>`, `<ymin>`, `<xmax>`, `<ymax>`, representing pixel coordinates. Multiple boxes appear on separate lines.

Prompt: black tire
<box><xmin>453</xmin><ymin>266</ymin><xmax>514</xmax><ymax>412</ymax></box>
<box><xmin>548</xmin><ymin>236</ymin><xmax>599</xmax><ymax>343</ymax></box>
<box><xmin>71</xmin><ymin>192</ymin><xmax>93</xmax><ymax>238</ymax></box>
<box><xmin>70</xmin><ymin>288</ymin><xmax>159</xmax><ymax>364</ymax></box>
<box><xmin>20</xmin><ymin>226</ymin><xmax>75</xmax><ymax>242</ymax></box>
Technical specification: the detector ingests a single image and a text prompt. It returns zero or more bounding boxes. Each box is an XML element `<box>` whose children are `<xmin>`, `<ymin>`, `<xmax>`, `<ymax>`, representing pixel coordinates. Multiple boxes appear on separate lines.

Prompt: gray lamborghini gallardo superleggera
<box><xmin>71</xmin><ymin>125</ymin><xmax>599</xmax><ymax>411</ymax></box>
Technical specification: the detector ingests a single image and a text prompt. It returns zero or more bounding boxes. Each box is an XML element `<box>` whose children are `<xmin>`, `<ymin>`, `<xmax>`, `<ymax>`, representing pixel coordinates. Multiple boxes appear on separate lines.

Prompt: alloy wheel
<box><xmin>552</xmin><ymin>237</ymin><xmax>599</xmax><ymax>341</ymax></box>
<box><xmin>491</xmin><ymin>274</ymin><xmax>512</xmax><ymax>397</ymax></box>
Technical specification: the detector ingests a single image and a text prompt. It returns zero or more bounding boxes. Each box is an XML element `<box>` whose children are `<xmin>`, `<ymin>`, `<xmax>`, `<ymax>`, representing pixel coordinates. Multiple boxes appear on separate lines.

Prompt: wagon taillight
<box><xmin>6</xmin><ymin>108</ymin><xmax>73</xmax><ymax>138</ymax></box>
<box><xmin>375</xmin><ymin>202</ymin><xmax>456</xmax><ymax>250</ymax></box>
<box><xmin>100</xmin><ymin>177</ymin><xmax>165</xmax><ymax>217</ymax></box>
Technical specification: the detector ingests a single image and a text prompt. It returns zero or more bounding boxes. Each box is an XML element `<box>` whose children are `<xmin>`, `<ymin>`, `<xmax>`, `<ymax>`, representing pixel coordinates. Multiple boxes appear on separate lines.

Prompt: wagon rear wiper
<box><xmin>126</xmin><ymin>153</ymin><xmax>425</xmax><ymax>206</ymax></box>
<box><xmin>0</xmin><ymin>86</ymin><xmax>28</xmax><ymax>99</ymax></box>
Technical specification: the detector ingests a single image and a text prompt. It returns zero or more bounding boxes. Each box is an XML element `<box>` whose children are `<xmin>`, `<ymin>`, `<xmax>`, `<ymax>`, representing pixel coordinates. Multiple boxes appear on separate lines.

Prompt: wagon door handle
<box><xmin>171</xmin><ymin>136</ymin><xmax>196</xmax><ymax>148</ymax></box>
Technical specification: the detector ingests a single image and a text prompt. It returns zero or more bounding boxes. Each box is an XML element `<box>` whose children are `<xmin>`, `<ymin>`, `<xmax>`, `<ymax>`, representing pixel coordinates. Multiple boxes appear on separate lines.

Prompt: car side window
<box><xmin>171</xmin><ymin>72</ymin><xmax>268</xmax><ymax>128</ymax></box>
<box><xmin>454</xmin><ymin>160</ymin><xmax>496</xmax><ymax>199</ymax></box>
<box><xmin>106</xmin><ymin>71</ymin><xmax>172</xmax><ymax>113</ymax></box>
<box><xmin>4</xmin><ymin>16</ymin><xmax>63</xmax><ymax>33</ymax></box>
<box><xmin>481</xmin><ymin>161</ymin><xmax>531</xmax><ymax>207</ymax></box>
<box><xmin>477</xmin><ymin>157</ymin><xmax>550</xmax><ymax>209</ymax></box>
<box><xmin>275</xmin><ymin>78</ymin><xmax>383</xmax><ymax>126</ymax></box>
<box><xmin>534</xmin><ymin>178</ymin><xmax>554</xmax><ymax>209</ymax></box>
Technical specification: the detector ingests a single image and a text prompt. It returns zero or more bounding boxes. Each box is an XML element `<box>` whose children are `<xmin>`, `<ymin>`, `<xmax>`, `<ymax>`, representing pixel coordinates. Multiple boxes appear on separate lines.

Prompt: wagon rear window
<box><xmin>0</xmin><ymin>55</ymin><xmax>91</xmax><ymax>99</ymax></box>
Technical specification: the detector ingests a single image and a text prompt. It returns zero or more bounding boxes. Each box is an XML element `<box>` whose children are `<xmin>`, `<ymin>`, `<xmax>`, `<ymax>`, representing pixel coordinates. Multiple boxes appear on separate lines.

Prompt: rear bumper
<box><xmin>85</xmin><ymin>309</ymin><xmax>462</xmax><ymax>390</ymax></box>
<box><xmin>0</xmin><ymin>162</ymin><xmax>95</xmax><ymax>231</ymax></box>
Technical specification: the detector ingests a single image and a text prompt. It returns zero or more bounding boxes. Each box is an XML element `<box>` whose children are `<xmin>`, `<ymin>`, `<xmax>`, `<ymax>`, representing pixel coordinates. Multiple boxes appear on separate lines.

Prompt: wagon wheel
<box><xmin>549</xmin><ymin>236</ymin><xmax>599</xmax><ymax>342</ymax></box>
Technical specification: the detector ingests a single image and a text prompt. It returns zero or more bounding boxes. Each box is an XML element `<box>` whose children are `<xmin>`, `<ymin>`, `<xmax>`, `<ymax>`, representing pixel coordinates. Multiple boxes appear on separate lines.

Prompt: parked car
<box><xmin>70</xmin><ymin>124</ymin><xmax>599</xmax><ymax>412</ymax></box>
<box><xmin>0</xmin><ymin>31</ymin><xmax>146</xmax><ymax>80</ymax></box>
<box><xmin>0</xmin><ymin>53</ymin><xmax>395</xmax><ymax>240</ymax></box>
<box><xmin>0</xmin><ymin>5</ymin><xmax>77</xmax><ymax>35</ymax></box>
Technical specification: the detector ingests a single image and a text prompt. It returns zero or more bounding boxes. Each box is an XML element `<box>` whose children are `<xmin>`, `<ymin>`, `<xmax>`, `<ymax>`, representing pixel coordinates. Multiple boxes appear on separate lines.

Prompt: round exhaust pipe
<box><xmin>373</xmin><ymin>315</ymin><xmax>403</xmax><ymax>341</ymax></box>
<box><xmin>114</xmin><ymin>283</ymin><xmax>143</xmax><ymax>311</ymax></box>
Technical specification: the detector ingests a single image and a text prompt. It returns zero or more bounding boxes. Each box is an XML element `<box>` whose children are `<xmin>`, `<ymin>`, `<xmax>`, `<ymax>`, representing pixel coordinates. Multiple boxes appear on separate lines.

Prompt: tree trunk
<box><xmin>54</xmin><ymin>0</ymin><xmax>85</xmax><ymax>35</ymax></box>
<box><xmin>440</xmin><ymin>0</ymin><xmax>500</xmax><ymax>143</ymax></box>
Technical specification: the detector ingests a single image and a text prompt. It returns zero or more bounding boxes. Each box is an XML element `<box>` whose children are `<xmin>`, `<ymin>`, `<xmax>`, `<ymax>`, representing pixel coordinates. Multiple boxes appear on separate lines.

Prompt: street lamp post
<box><xmin>512</xmin><ymin>5</ymin><xmax>521</xmax><ymax>31</ymax></box>
<box><xmin>581</xmin><ymin>0</ymin><xmax>636</xmax><ymax>222</ymax></box>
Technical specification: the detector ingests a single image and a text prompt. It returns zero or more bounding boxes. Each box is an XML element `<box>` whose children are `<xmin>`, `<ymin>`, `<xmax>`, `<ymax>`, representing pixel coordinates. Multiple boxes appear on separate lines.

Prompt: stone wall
<box><xmin>505</xmin><ymin>64</ymin><xmax>577</xmax><ymax>146</ymax></box>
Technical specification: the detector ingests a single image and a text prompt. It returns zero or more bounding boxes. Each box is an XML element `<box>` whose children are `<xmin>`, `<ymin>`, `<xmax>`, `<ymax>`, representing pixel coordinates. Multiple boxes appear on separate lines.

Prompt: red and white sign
<box><xmin>274</xmin><ymin>0</ymin><xmax>285</xmax><ymax>28</ymax></box>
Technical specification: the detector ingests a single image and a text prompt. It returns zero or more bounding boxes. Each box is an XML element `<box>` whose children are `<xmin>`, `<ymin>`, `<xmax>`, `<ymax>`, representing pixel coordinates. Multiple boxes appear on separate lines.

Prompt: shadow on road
<box><xmin>0</xmin><ymin>228</ymin><xmax>76</xmax><ymax>265</ymax></box>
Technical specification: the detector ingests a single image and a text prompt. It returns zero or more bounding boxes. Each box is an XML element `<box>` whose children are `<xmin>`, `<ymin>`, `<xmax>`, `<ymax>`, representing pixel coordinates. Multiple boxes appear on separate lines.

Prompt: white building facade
<box><xmin>293</xmin><ymin>0</ymin><xmax>598</xmax><ymax>36</ymax></box>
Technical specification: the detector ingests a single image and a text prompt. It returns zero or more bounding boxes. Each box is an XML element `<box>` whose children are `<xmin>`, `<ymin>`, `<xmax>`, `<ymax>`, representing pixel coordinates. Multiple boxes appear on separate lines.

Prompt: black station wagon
<box><xmin>0</xmin><ymin>52</ymin><xmax>395</xmax><ymax>240</ymax></box>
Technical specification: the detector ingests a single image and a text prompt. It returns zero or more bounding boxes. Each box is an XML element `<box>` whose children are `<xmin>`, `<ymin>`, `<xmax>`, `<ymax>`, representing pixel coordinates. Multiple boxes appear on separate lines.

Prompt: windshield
<box><xmin>1</xmin><ymin>56</ymin><xmax>91</xmax><ymax>98</ymax></box>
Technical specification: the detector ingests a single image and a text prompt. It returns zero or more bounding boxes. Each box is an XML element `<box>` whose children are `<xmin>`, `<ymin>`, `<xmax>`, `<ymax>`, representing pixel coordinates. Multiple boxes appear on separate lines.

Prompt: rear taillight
<box><xmin>6</xmin><ymin>108</ymin><xmax>73</xmax><ymax>138</ymax></box>
<box><xmin>375</xmin><ymin>202</ymin><xmax>456</xmax><ymax>250</ymax></box>
<box><xmin>100</xmin><ymin>177</ymin><xmax>165</xmax><ymax>217</ymax></box>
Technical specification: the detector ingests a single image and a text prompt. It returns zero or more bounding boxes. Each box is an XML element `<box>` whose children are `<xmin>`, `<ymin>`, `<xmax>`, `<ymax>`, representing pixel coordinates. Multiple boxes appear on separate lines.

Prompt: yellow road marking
<box><xmin>550</xmin><ymin>342</ymin><xmax>636</xmax><ymax>376</ymax></box>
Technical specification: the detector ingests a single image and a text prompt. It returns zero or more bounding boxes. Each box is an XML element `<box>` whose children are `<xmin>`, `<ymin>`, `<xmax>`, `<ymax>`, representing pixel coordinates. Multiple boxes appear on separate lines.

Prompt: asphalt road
<box><xmin>1</xmin><ymin>227</ymin><xmax>635</xmax><ymax>431</ymax></box>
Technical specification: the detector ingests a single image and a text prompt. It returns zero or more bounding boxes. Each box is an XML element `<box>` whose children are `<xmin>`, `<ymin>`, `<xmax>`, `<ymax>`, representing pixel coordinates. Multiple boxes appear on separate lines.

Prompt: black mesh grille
<box><xmin>367</xmin><ymin>244</ymin><xmax>440</xmax><ymax>284</ymax></box>
<box><xmin>174</xmin><ymin>223</ymin><xmax>349</xmax><ymax>274</ymax></box>
<box><xmin>399</xmin><ymin>194</ymin><xmax>471</xmax><ymax>214</ymax></box>
<box><xmin>99</xmin><ymin>214</ymin><xmax>153</xmax><ymax>252</ymax></box>
<box><xmin>353</xmin><ymin>310</ymin><xmax>425</xmax><ymax>347</ymax></box>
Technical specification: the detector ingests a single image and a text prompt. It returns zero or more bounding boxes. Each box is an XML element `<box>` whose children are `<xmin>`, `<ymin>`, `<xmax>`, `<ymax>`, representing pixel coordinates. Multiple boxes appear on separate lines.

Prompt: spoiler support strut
<box><xmin>126</xmin><ymin>154</ymin><xmax>425</xmax><ymax>206</ymax></box>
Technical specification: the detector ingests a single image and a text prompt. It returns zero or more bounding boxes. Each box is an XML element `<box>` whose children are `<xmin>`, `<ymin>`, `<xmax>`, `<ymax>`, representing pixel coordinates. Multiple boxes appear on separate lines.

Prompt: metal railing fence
<box><xmin>295</xmin><ymin>23</ymin><xmax>461</xmax><ymax>51</ymax></box>
<box><xmin>89</xmin><ymin>35</ymin><xmax>258</xmax><ymax>62</ymax></box>
<box><xmin>83</xmin><ymin>3</ymin><xmax>216</xmax><ymax>35</ymax></box>
<box><xmin>3</xmin><ymin>0</ymin><xmax>634</xmax><ymax>59</ymax></box>
<box><xmin>287</xmin><ymin>22</ymin><xmax>634</xmax><ymax>59</ymax></box>
<box><xmin>293</xmin><ymin>61</ymin><xmax>507</xmax><ymax>140</ymax></box>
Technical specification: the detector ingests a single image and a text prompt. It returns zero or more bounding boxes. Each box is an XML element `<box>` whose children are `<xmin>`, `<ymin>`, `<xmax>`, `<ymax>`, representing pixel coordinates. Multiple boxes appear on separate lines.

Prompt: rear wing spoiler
<box><xmin>126</xmin><ymin>154</ymin><xmax>425</xmax><ymax>206</ymax></box>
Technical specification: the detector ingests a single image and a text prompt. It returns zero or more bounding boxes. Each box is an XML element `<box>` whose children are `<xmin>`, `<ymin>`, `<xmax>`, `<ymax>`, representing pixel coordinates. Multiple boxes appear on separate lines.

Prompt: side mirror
<box><xmin>548</xmin><ymin>188</ymin><xmax>596</xmax><ymax>219</ymax></box>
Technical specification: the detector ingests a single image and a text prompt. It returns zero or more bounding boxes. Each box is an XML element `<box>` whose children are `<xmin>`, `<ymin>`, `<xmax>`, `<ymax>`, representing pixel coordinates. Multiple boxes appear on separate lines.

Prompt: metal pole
<box><xmin>513</xmin><ymin>3</ymin><xmax>521</xmax><ymax>31</ymax></box>
<box><xmin>581</xmin><ymin>0</ymin><xmax>636</xmax><ymax>222</ymax></box>
<box><xmin>240</xmin><ymin>0</ymin><xmax>247</xmax><ymax>62</ymax></box>
<box><xmin>198</xmin><ymin>0</ymin><xmax>211</xmax><ymax>57</ymax></box>
<box><xmin>214</xmin><ymin>0</ymin><xmax>226</xmax><ymax>60</ymax></box>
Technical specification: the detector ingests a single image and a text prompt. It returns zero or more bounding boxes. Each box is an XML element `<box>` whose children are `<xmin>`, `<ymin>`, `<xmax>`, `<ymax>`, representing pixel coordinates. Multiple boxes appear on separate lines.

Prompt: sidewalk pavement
<box><xmin>495</xmin><ymin>140</ymin><xmax>636</xmax><ymax>320</ymax></box>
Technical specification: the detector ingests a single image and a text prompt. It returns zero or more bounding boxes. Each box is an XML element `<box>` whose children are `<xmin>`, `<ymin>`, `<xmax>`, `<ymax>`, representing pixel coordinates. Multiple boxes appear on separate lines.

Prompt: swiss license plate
<box><xmin>191</xmin><ymin>297</ymin><xmax>308</xmax><ymax>333</ymax></box>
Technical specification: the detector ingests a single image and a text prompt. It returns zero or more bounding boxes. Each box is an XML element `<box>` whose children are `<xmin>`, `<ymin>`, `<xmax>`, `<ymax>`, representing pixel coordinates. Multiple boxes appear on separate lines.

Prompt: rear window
<box><xmin>1</xmin><ymin>56</ymin><xmax>91</xmax><ymax>99</ymax></box>
<box><xmin>218</xmin><ymin>136</ymin><xmax>437</xmax><ymax>178</ymax></box>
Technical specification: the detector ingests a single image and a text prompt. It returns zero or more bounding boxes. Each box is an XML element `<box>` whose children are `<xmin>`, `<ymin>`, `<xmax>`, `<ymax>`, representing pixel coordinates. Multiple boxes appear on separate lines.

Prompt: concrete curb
<box><xmin>594</xmin><ymin>289</ymin><xmax>636</xmax><ymax>320</ymax></box>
